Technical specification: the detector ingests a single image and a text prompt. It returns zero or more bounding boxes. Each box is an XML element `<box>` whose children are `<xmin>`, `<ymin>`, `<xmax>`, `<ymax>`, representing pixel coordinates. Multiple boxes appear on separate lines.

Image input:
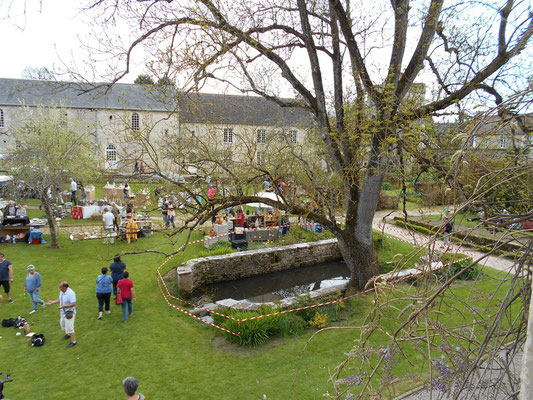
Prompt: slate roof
<box><xmin>0</xmin><ymin>78</ymin><xmax>176</xmax><ymax>112</ymax></box>
<box><xmin>177</xmin><ymin>92</ymin><xmax>313</xmax><ymax>127</ymax></box>
<box><xmin>0</xmin><ymin>78</ymin><xmax>313</xmax><ymax>127</ymax></box>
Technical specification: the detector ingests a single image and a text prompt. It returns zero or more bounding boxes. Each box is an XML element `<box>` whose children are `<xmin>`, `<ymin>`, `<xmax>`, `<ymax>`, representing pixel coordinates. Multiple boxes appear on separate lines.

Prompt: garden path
<box><xmin>373</xmin><ymin>210</ymin><xmax>516</xmax><ymax>273</ymax></box>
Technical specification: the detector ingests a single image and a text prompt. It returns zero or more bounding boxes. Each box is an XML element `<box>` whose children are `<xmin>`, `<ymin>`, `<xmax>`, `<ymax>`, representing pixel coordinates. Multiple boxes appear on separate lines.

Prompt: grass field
<box><xmin>0</xmin><ymin>225</ymin><xmax>511</xmax><ymax>399</ymax></box>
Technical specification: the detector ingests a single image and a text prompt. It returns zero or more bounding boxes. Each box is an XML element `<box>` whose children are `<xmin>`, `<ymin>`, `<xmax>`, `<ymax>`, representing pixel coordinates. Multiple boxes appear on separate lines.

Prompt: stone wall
<box><xmin>177</xmin><ymin>239</ymin><xmax>340</xmax><ymax>296</ymax></box>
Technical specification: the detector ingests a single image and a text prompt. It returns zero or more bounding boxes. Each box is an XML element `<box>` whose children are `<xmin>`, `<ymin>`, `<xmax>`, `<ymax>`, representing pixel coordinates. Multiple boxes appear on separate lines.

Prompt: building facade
<box><xmin>0</xmin><ymin>78</ymin><xmax>312</xmax><ymax>174</ymax></box>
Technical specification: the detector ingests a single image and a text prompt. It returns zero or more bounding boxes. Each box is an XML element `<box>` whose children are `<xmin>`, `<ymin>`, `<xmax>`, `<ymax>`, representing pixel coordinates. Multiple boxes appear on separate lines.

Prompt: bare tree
<box><xmin>82</xmin><ymin>0</ymin><xmax>533</xmax><ymax>289</ymax></box>
<box><xmin>21</xmin><ymin>66</ymin><xmax>56</xmax><ymax>81</ymax></box>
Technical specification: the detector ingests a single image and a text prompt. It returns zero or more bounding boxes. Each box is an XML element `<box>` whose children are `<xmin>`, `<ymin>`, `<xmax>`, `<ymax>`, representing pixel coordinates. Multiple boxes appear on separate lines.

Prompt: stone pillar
<box><xmin>177</xmin><ymin>266</ymin><xmax>193</xmax><ymax>297</ymax></box>
<box><xmin>520</xmin><ymin>287</ymin><xmax>533</xmax><ymax>399</ymax></box>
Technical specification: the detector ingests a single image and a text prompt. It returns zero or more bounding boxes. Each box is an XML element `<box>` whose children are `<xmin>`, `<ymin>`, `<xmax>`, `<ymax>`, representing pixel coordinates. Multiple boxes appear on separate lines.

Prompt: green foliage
<box><xmin>134</xmin><ymin>74</ymin><xmax>155</xmax><ymax>84</ymax></box>
<box><xmin>382</xmin><ymin>182</ymin><xmax>393</xmax><ymax>191</ymax></box>
<box><xmin>309</xmin><ymin>311</ymin><xmax>329</xmax><ymax>329</ymax></box>
<box><xmin>293</xmin><ymin>294</ymin><xmax>321</xmax><ymax>322</ymax></box>
<box><xmin>194</xmin><ymin>240</ymin><xmax>236</xmax><ymax>258</ymax></box>
<box><xmin>215</xmin><ymin>307</ymin><xmax>283</xmax><ymax>347</ymax></box>
<box><xmin>438</xmin><ymin>256</ymin><xmax>480</xmax><ymax>281</ymax></box>
<box><xmin>394</xmin><ymin>219</ymin><xmax>522</xmax><ymax>259</ymax></box>
<box><xmin>278</xmin><ymin>314</ymin><xmax>307</xmax><ymax>337</ymax></box>
<box><xmin>213</xmin><ymin>293</ymin><xmax>348</xmax><ymax>346</ymax></box>
<box><xmin>0</xmin><ymin>229</ymin><xmax>518</xmax><ymax>398</ymax></box>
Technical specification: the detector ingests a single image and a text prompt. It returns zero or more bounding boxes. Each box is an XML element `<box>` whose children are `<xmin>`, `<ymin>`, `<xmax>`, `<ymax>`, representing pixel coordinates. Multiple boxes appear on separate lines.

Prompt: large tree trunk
<box><xmin>337</xmin><ymin>231</ymin><xmax>379</xmax><ymax>290</ymax></box>
<box><xmin>339</xmin><ymin>162</ymin><xmax>386</xmax><ymax>289</ymax></box>
<box><xmin>41</xmin><ymin>195</ymin><xmax>60</xmax><ymax>249</ymax></box>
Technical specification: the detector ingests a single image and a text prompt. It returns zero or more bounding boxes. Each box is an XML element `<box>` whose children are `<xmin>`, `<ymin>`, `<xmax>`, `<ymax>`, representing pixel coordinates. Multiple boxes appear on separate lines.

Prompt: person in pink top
<box><xmin>207</xmin><ymin>185</ymin><xmax>216</xmax><ymax>223</ymax></box>
<box><xmin>116</xmin><ymin>271</ymin><xmax>136</xmax><ymax>322</ymax></box>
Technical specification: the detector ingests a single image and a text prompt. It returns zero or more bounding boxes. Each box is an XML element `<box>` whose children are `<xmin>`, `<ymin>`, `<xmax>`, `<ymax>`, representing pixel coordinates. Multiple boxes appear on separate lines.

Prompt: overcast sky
<box><xmin>0</xmin><ymin>0</ymin><xmax>141</xmax><ymax>82</ymax></box>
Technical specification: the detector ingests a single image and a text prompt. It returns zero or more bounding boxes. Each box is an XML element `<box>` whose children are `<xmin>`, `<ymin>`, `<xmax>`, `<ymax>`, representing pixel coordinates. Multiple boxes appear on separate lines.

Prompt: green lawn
<box><xmin>0</xmin><ymin>226</ymin><xmax>512</xmax><ymax>399</ymax></box>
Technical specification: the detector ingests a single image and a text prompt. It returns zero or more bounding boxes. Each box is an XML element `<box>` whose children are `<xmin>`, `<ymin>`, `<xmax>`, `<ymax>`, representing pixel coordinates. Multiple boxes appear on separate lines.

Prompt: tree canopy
<box><xmin>84</xmin><ymin>0</ymin><xmax>533</xmax><ymax>288</ymax></box>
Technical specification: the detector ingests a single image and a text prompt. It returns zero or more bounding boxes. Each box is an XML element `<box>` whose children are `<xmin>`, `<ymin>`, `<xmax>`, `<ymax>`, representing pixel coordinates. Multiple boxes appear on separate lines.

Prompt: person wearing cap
<box><xmin>25</xmin><ymin>265</ymin><xmax>45</xmax><ymax>314</ymax></box>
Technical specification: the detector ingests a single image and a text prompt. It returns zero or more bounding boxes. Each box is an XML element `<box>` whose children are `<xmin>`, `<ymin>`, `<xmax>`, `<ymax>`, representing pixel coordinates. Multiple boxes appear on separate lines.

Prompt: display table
<box><xmin>246</xmin><ymin>228</ymin><xmax>279</xmax><ymax>242</ymax></box>
<box><xmin>82</xmin><ymin>205</ymin><xmax>101</xmax><ymax>219</ymax></box>
<box><xmin>121</xmin><ymin>217</ymin><xmax>152</xmax><ymax>230</ymax></box>
<box><xmin>0</xmin><ymin>225</ymin><xmax>31</xmax><ymax>241</ymax></box>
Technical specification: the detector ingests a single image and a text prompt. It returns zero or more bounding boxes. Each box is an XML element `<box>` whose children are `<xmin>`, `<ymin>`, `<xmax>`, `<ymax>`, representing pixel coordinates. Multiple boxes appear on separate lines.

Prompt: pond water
<box><xmin>192</xmin><ymin>259</ymin><xmax>349</xmax><ymax>303</ymax></box>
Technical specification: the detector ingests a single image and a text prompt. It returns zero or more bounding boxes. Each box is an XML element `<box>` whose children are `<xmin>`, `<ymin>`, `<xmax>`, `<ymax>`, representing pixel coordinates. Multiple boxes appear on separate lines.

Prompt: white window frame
<box><xmin>132</xmin><ymin>113</ymin><xmax>140</xmax><ymax>131</ymax></box>
<box><xmin>257</xmin><ymin>129</ymin><xmax>267</xmax><ymax>145</ymax></box>
<box><xmin>288</xmin><ymin>130</ymin><xmax>297</xmax><ymax>144</ymax></box>
<box><xmin>499</xmin><ymin>135</ymin><xmax>507</xmax><ymax>149</ymax></box>
<box><xmin>106</xmin><ymin>144</ymin><xmax>117</xmax><ymax>162</ymax></box>
<box><xmin>59</xmin><ymin>111</ymin><xmax>68</xmax><ymax>127</ymax></box>
<box><xmin>223</xmin><ymin>128</ymin><xmax>233</xmax><ymax>144</ymax></box>
<box><xmin>0</xmin><ymin>108</ymin><xmax>4</xmax><ymax>128</ymax></box>
<box><xmin>257</xmin><ymin>151</ymin><xmax>265</xmax><ymax>165</ymax></box>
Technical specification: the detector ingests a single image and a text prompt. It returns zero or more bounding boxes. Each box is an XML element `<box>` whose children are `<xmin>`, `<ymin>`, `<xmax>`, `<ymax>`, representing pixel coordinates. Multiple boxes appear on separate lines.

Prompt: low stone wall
<box><xmin>176</xmin><ymin>239</ymin><xmax>341</xmax><ymax>296</ymax></box>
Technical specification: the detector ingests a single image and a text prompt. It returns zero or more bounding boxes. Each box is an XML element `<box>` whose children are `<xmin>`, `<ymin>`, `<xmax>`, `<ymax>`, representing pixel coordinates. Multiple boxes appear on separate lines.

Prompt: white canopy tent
<box><xmin>245</xmin><ymin>190</ymin><xmax>285</xmax><ymax>208</ymax></box>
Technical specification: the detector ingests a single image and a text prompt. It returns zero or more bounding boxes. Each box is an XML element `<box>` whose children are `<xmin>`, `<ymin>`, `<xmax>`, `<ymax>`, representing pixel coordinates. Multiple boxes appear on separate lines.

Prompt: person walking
<box><xmin>25</xmin><ymin>265</ymin><xmax>45</xmax><ymax>313</ymax></box>
<box><xmin>122</xmin><ymin>377</ymin><xmax>146</xmax><ymax>400</ymax></box>
<box><xmin>161</xmin><ymin>197</ymin><xmax>169</xmax><ymax>228</ymax></box>
<box><xmin>46</xmin><ymin>281</ymin><xmax>77</xmax><ymax>348</ymax></box>
<box><xmin>109</xmin><ymin>255</ymin><xmax>127</xmax><ymax>298</ymax></box>
<box><xmin>96</xmin><ymin>267</ymin><xmax>113</xmax><ymax>320</ymax></box>
<box><xmin>167</xmin><ymin>200</ymin><xmax>176</xmax><ymax>228</ymax></box>
<box><xmin>70</xmin><ymin>178</ymin><xmax>78</xmax><ymax>205</ymax></box>
<box><xmin>116</xmin><ymin>271</ymin><xmax>136</xmax><ymax>322</ymax></box>
<box><xmin>123</xmin><ymin>183</ymin><xmax>131</xmax><ymax>201</ymax></box>
<box><xmin>0</xmin><ymin>252</ymin><xmax>14</xmax><ymax>303</ymax></box>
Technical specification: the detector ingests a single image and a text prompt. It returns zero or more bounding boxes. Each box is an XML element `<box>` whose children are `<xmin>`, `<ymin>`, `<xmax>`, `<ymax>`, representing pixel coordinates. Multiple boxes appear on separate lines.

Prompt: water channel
<box><xmin>192</xmin><ymin>259</ymin><xmax>349</xmax><ymax>303</ymax></box>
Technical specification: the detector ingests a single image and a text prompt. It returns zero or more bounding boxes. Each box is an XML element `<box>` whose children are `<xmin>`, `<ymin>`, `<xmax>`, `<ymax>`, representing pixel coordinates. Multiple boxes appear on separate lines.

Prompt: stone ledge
<box><xmin>205</xmin><ymin>282</ymin><xmax>348</xmax><ymax>312</ymax></box>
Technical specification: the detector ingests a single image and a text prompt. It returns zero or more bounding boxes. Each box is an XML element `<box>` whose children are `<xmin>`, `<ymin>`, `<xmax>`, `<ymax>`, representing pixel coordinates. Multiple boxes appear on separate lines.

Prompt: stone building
<box><xmin>0</xmin><ymin>78</ymin><xmax>312</xmax><ymax>174</ymax></box>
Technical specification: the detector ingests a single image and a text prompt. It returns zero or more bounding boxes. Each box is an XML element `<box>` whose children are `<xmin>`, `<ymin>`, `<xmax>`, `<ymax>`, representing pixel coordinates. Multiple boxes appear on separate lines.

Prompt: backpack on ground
<box><xmin>30</xmin><ymin>334</ymin><xmax>45</xmax><ymax>347</ymax></box>
<box><xmin>1</xmin><ymin>318</ymin><xmax>15</xmax><ymax>327</ymax></box>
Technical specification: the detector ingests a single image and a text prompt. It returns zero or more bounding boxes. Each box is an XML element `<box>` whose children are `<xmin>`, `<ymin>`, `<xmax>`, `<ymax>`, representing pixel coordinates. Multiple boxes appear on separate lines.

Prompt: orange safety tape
<box><xmin>155</xmin><ymin>244</ymin><xmax>240</xmax><ymax>336</ymax></box>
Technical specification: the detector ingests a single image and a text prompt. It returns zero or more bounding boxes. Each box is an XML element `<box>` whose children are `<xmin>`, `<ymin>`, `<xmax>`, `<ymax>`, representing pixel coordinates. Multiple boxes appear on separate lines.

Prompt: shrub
<box><xmin>382</xmin><ymin>182</ymin><xmax>393</xmax><ymax>191</ymax></box>
<box><xmin>438</xmin><ymin>256</ymin><xmax>480</xmax><ymax>281</ymax></box>
<box><xmin>293</xmin><ymin>294</ymin><xmax>320</xmax><ymax>322</ymax></box>
<box><xmin>195</xmin><ymin>241</ymin><xmax>236</xmax><ymax>258</ymax></box>
<box><xmin>278</xmin><ymin>314</ymin><xmax>307</xmax><ymax>337</ymax></box>
<box><xmin>215</xmin><ymin>306</ymin><xmax>283</xmax><ymax>347</ymax></box>
<box><xmin>309</xmin><ymin>311</ymin><xmax>329</xmax><ymax>329</ymax></box>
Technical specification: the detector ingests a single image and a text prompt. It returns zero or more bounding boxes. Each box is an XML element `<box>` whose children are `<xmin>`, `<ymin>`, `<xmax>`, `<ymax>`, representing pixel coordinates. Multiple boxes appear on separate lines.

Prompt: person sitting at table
<box><xmin>4</xmin><ymin>201</ymin><xmax>17</xmax><ymax>217</ymax></box>
<box><xmin>15</xmin><ymin>204</ymin><xmax>27</xmax><ymax>217</ymax></box>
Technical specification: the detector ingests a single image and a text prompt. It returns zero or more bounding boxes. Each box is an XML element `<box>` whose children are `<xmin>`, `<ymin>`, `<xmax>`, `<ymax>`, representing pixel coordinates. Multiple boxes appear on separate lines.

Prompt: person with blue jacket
<box><xmin>96</xmin><ymin>267</ymin><xmax>113</xmax><ymax>320</ymax></box>
<box><xmin>109</xmin><ymin>255</ymin><xmax>127</xmax><ymax>298</ymax></box>
<box><xmin>25</xmin><ymin>265</ymin><xmax>45</xmax><ymax>313</ymax></box>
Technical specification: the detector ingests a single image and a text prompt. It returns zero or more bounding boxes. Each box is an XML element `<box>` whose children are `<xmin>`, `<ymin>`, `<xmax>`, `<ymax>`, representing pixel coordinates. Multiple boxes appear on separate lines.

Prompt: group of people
<box><xmin>96</xmin><ymin>255</ymin><xmax>136</xmax><ymax>322</ymax></box>
<box><xmin>0</xmin><ymin>252</ymin><xmax>137</xmax><ymax>349</ymax></box>
<box><xmin>2</xmin><ymin>201</ymin><xmax>27</xmax><ymax>219</ymax></box>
